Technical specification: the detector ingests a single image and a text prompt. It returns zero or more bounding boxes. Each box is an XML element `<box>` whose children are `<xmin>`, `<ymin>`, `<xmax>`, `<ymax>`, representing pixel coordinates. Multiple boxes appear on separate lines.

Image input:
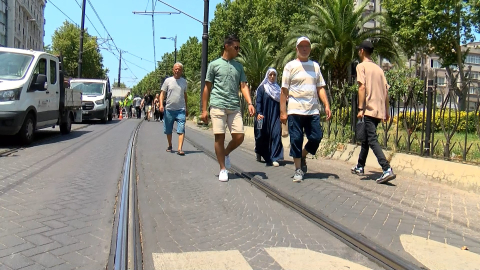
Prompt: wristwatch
<box><xmin>248</xmin><ymin>103</ymin><xmax>253</xmax><ymax>106</ymax></box>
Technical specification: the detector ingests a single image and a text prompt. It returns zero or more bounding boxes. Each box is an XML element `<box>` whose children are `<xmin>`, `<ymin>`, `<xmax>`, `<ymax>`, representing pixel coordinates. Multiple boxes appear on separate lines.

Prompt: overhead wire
<box><xmin>72</xmin><ymin>0</ymin><xmax>103</xmax><ymax>38</ymax></box>
<box><xmin>48</xmin><ymin>0</ymin><xmax>78</xmax><ymax>25</ymax></box>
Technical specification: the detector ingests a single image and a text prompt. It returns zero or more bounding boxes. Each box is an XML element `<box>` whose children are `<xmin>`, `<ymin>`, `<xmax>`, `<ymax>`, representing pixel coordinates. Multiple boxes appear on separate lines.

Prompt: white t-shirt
<box><xmin>281</xmin><ymin>59</ymin><xmax>326</xmax><ymax>115</ymax></box>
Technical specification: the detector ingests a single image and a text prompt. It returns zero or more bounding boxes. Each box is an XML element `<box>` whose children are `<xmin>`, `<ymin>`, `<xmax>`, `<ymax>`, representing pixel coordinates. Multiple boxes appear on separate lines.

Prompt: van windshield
<box><xmin>70</xmin><ymin>82</ymin><xmax>105</xmax><ymax>96</ymax></box>
<box><xmin>0</xmin><ymin>52</ymin><xmax>34</xmax><ymax>80</ymax></box>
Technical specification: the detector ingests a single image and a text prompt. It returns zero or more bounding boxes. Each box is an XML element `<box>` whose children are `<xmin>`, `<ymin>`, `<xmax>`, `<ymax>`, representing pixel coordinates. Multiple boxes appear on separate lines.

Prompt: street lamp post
<box><xmin>160</xmin><ymin>35</ymin><xmax>177</xmax><ymax>63</ymax></box>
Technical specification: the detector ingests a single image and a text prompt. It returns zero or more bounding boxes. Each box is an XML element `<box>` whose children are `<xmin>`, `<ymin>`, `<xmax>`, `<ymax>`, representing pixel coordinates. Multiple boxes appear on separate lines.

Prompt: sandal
<box><xmin>166</xmin><ymin>146</ymin><xmax>172</xmax><ymax>152</ymax></box>
<box><xmin>177</xmin><ymin>151</ymin><xmax>185</xmax><ymax>156</ymax></box>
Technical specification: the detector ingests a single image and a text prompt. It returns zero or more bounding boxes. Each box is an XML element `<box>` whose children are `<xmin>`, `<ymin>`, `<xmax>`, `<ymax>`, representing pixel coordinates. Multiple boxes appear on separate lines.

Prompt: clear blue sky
<box><xmin>44</xmin><ymin>0</ymin><xmax>224</xmax><ymax>88</ymax></box>
<box><xmin>44</xmin><ymin>1</ymin><xmax>479</xmax><ymax>88</ymax></box>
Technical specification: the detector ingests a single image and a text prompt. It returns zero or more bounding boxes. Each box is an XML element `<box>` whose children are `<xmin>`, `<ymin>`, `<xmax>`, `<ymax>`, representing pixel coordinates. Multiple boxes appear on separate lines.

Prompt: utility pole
<box><xmin>174</xmin><ymin>35</ymin><xmax>177</xmax><ymax>63</ymax></box>
<box><xmin>118</xmin><ymin>50</ymin><xmax>122</xmax><ymax>87</ymax></box>
<box><xmin>199</xmin><ymin>0</ymin><xmax>209</xmax><ymax>123</ymax></box>
<box><xmin>78</xmin><ymin>0</ymin><xmax>87</xmax><ymax>78</ymax></box>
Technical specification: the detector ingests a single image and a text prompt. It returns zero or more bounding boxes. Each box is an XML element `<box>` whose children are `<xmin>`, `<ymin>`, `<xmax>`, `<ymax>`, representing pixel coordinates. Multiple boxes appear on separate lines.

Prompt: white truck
<box><xmin>0</xmin><ymin>48</ymin><xmax>82</xmax><ymax>144</ymax></box>
<box><xmin>70</xmin><ymin>78</ymin><xmax>113</xmax><ymax>123</ymax></box>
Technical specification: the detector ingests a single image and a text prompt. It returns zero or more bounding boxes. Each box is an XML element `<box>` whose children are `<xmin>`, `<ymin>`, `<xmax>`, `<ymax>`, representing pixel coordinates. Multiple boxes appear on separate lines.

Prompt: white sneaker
<box><xmin>219</xmin><ymin>169</ymin><xmax>229</xmax><ymax>182</ymax></box>
<box><xmin>293</xmin><ymin>169</ymin><xmax>304</xmax><ymax>182</ymax></box>
<box><xmin>225</xmin><ymin>155</ymin><xmax>231</xmax><ymax>169</ymax></box>
<box><xmin>272</xmin><ymin>161</ymin><xmax>280</xmax><ymax>167</ymax></box>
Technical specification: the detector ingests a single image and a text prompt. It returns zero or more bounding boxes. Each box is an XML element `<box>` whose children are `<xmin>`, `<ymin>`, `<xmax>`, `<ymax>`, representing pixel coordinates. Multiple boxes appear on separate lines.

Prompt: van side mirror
<box><xmin>30</xmin><ymin>74</ymin><xmax>48</xmax><ymax>91</ymax></box>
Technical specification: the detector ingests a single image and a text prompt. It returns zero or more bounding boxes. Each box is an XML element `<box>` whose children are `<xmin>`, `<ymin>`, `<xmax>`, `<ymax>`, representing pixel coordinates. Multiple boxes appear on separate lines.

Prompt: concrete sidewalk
<box><xmin>186</xmin><ymin>120</ymin><xmax>480</xmax><ymax>270</ymax></box>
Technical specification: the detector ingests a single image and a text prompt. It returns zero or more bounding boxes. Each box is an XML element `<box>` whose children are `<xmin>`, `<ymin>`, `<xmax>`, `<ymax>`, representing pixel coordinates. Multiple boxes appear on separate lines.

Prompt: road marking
<box><xmin>400</xmin><ymin>234</ymin><xmax>480</xmax><ymax>270</ymax></box>
<box><xmin>265</xmin><ymin>247</ymin><xmax>372</xmax><ymax>270</ymax></box>
<box><xmin>152</xmin><ymin>250</ymin><xmax>252</xmax><ymax>270</ymax></box>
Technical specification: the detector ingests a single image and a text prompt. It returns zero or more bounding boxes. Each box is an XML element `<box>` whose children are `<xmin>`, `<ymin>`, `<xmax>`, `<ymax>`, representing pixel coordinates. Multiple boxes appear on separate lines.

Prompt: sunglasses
<box><xmin>233</xmin><ymin>45</ymin><xmax>241</xmax><ymax>51</ymax></box>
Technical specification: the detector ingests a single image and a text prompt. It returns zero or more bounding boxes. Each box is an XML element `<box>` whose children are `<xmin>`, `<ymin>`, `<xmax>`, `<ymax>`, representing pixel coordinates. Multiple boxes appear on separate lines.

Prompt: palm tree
<box><xmin>277</xmin><ymin>0</ymin><xmax>399</xmax><ymax>85</ymax></box>
<box><xmin>237</xmin><ymin>37</ymin><xmax>275</xmax><ymax>93</ymax></box>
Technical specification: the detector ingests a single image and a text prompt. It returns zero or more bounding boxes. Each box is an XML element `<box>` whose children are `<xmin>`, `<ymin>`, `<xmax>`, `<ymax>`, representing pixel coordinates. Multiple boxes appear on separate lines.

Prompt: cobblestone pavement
<box><xmin>0</xmin><ymin>119</ymin><xmax>138</xmax><ymax>270</ymax></box>
<box><xmin>0</xmin><ymin>124</ymin><xmax>90</xmax><ymax>154</ymax></box>
<box><xmin>136</xmin><ymin>122</ymin><xmax>382</xmax><ymax>270</ymax></box>
<box><xmin>185</xmin><ymin>121</ymin><xmax>480</xmax><ymax>269</ymax></box>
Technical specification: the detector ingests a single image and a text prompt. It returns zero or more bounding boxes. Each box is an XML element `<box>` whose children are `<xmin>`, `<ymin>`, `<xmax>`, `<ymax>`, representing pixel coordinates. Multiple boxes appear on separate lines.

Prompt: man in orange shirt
<box><xmin>351</xmin><ymin>40</ymin><xmax>396</xmax><ymax>184</ymax></box>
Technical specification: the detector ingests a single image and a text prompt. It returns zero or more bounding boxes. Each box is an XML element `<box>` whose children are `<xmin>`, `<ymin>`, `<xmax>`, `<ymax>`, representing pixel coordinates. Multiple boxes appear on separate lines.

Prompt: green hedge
<box><xmin>393</xmin><ymin>109</ymin><xmax>479</xmax><ymax>133</ymax></box>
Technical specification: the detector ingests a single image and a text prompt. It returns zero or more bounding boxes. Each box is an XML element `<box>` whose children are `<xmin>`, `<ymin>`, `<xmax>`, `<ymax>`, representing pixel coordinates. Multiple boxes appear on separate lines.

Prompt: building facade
<box><xmin>426</xmin><ymin>42</ymin><xmax>480</xmax><ymax>111</ymax></box>
<box><xmin>2</xmin><ymin>0</ymin><xmax>45</xmax><ymax>50</ymax></box>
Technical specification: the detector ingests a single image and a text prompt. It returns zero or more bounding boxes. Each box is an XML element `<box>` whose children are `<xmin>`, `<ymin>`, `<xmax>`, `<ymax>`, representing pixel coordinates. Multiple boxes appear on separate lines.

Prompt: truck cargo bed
<box><xmin>65</xmin><ymin>88</ymin><xmax>82</xmax><ymax>109</ymax></box>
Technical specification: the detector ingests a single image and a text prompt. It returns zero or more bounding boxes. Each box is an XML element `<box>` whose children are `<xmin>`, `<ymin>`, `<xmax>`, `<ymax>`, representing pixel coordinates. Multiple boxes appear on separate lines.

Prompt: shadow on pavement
<box><xmin>0</xmin><ymin>130</ymin><xmax>92</xmax><ymax>154</ymax></box>
<box><xmin>306</xmin><ymin>172</ymin><xmax>340</xmax><ymax>180</ymax></box>
<box><xmin>360</xmin><ymin>173</ymin><xmax>397</xmax><ymax>186</ymax></box>
<box><xmin>82</xmin><ymin>119</ymin><xmax>121</xmax><ymax>125</ymax></box>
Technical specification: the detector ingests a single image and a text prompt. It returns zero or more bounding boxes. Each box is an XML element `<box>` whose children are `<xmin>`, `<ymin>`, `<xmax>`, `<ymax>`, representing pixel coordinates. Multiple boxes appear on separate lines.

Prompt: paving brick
<box><xmin>24</xmin><ymin>235</ymin><xmax>53</xmax><ymax>246</ymax></box>
<box><xmin>21</xmin><ymin>242</ymin><xmax>63</xmax><ymax>257</ymax></box>
<box><xmin>184</xmin><ymin>122</ymin><xmax>480</xmax><ymax>267</ymax></box>
<box><xmin>30</xmin><ymin>252</ymin><xmax>65</xmax><ymax>268</ymax></box>
<box><xmin>136</xmin><ymin>122</ymin><xmax>380</xmax><ymax>270</ymax></box>
<box><xmin>0</xmin><ymin>235</ymin><xmax>25</xmax><ymax>248</ymax></box>
<box><xmin>0</xmin><ymin>253</ymin><xmax>34</xmax><ymax>269</ymax></box>
<box><xmin>0</xmin><ymin>121</ymin><xmax>140</xmax><ymax>269</ymax></box>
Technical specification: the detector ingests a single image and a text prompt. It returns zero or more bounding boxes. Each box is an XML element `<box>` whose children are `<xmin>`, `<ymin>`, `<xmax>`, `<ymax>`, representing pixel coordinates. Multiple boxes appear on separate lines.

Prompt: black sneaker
<box><xmin>301</xmin><ymin>157</ymin><xmax>307</xmax><ymax>173</ymax></box>
<box><xmin>351</xmin><ymin>165</ymin><xmax>364</xmax><ymax>176</ymax></box>
<box><xmin>376</xmin><ymin>168</ymin><xmax>396</xmax><ymax>184</ymax></box>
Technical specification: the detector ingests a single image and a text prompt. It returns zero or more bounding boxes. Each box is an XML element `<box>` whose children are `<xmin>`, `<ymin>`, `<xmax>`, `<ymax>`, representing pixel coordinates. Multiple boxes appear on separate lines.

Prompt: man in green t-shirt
<box><xmin>201</xmin><ymin>34</ymin><xmax>255</xmax><ymax>182</ymax></box>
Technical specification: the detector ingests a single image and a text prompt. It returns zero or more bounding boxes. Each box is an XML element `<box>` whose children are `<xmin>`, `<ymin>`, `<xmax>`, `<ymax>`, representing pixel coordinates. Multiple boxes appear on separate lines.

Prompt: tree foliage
<box><xmin>237</xmin><ymin>38</ymin><xmax>275</xmax><ymax>92</ymax></box>
<box><xmin>50</xmin><ymin>21</ymin><xmax>107</xmax><ymax>78</ymax></box>
<box><xmin>278</xmin><ymin>0</ymin><xmax>399</xmax><ymax>85</ymax></box>
<box><xmin>207</xmin><ymin>0</ymin><xmax>311</xmax><ymax>61</ymax></box>
<box><xmin>383</xmin><ymin>0</ymin><xmax>480</xmax><ymax>110</ymax></box>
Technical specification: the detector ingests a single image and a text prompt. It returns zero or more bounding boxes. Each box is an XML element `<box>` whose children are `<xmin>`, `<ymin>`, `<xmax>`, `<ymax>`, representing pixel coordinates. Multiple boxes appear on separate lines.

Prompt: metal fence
<box><xmin>242</xmin><ymin>80</ymin><xmax>480</xmax><ymax>164</ymax></box>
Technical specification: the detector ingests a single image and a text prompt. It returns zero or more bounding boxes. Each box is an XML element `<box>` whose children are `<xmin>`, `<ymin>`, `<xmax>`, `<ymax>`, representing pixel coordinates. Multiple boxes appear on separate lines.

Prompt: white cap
<box><xmin>296</xmin><ymin>36</ymin><xmax>311</xmax><ymax>47</ymax></box>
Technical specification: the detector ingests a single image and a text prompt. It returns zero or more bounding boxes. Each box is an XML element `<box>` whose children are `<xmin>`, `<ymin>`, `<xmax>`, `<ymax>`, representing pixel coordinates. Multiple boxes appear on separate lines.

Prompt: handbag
<box><xmin>355</xmin><ymin>117</ymin><xmax>366</xmax><ymax>142</ymax></box>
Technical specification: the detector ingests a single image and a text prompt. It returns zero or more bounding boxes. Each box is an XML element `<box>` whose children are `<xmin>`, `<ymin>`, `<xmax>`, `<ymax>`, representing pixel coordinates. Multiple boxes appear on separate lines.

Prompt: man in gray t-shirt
<box><xmin>160</xmin><ymin>63</ymin><xmax>188</xmax><ymax>155</ymax></box>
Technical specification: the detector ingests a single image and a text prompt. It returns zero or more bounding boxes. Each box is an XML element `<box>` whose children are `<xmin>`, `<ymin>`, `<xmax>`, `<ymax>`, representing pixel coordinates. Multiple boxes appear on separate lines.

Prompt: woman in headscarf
<box><xmin>254</xmin><ymin>68</ymin><xmax>284</xmax><ymax>166</ymax></box>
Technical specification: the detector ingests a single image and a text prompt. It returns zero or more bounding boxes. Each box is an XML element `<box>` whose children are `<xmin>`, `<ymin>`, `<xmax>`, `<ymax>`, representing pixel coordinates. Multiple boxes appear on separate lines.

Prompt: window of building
<box><xmin>437</xmin><ymin>77</ymin><xmax>446</xmax><ymax>86</ymax></box>
<box><xmin>466</xmin><ymin>55</ymin><xmax>480</xmax><ymax>65</ymax></box>
<box><xmin>431</xmin><ymin>59</ymin><xmax>442</xmax><ymax>68</ymax></box>
<box><xmin>468</xmin><ymin>72</ymin><xmax>479</xmax><ymax>80</ymax></box>
<box><xmin>50</xmin><ymin>60</ymin><xmax>57</xmax><ymax>84</ymax></box>
<box><xmin>469</xmin><ymin>87</ymin><xmax>478</xmax><ymax>95</ymax></box>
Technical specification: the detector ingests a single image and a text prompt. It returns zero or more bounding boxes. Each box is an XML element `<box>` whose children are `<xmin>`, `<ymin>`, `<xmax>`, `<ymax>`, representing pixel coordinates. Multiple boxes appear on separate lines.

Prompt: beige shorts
<box><xmin>210</xmin><ymin>106</ymin><xmax>244</xmax><ymax>134</ymax></box>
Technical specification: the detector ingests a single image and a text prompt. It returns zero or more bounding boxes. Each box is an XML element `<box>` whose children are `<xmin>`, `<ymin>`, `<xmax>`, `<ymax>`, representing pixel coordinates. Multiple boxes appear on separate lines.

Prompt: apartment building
<box><xmin>1</xmin><ymin>0</ymin><xmax>45</xmax><ymax>50</ymax></box>
<box><xmin>0</xmin><ymin>0</ymin><xmax>6</xmax><ymax>46</ymax></box>
<box><xmin>425</xmin><ymin>42</ymin><xmax>480</xmax><ymax>111</ymax></box>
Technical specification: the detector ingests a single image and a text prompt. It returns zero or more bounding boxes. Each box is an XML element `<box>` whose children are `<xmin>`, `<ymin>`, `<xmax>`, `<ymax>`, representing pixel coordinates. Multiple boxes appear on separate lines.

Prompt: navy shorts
<box><xmin>288</xmin><ymin>114</ymin><xmax>323</xmax><ymax>158</ymax></box>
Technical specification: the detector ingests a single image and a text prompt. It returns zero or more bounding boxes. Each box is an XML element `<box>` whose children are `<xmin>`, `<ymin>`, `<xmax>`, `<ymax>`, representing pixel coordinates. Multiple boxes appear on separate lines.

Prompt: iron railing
<box><xmin>242</xmin><ymin>80</ymin><xmax>480</xmax><ymax>164</ymax></box>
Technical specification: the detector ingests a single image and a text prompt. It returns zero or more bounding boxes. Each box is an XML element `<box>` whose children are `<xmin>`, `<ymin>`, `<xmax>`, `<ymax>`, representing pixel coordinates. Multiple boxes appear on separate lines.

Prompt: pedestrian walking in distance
<box><xmin>280</xmin><ymin>36</ymin><xmax>332</xmax><ymax>182</ymax></box>
<box><xmin>160</xmin><ymin>63</ymin><xmax>188</xmax><ymax>156</ymax></box>
<box><xmin>351</xmin><ymin>40</ymin><xmax>396</xmax><ymax>184</ymax></box>
<box><xmin>254</xmin><ymin>68</ymin><xmax>284</xmax><ymax>167</ymax></box>
<box><xmin>201</xmin><ymin>34</ymin><xmax>255</xmax><ymax>182</ymax></box>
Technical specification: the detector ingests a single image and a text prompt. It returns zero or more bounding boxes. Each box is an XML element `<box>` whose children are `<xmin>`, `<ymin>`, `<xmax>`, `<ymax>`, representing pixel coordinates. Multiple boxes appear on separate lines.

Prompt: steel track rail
<box><xmin>113</xmin><ymin>120</ymin><xmax>142</xmax><ymax>270</ymax></box>
<box><xmin>185</xmin><ymin>133</ymin><xmax>425</xmax><ymax>270</ymax></box>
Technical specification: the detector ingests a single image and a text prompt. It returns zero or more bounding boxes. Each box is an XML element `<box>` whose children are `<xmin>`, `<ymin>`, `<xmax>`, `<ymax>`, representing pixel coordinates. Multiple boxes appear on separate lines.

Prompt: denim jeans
<box><xmin>288</xmin><ymin>114</ymin><xmax>323</xmax><ymax>158</ymax></box>
<box><xmin>357</xmin><ymin>116</ymin><xmax>390</xmax><ymax>171</ymax></box>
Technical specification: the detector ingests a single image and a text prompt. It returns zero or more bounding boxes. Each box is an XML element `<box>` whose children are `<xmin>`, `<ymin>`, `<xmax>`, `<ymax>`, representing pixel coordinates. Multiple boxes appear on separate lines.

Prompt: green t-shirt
<box><xmin>206</xmin><ymin>57</ymin><xmax>247</xmax><ymax>110</ymax></box>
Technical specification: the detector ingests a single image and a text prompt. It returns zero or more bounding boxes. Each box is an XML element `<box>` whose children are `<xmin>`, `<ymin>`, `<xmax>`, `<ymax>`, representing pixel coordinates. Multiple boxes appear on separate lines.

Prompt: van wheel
<box><xmin>18</xmin><ymin>114</ymin><xmax>35</xmax><ymax>145</ymax></box>
<box><xmin>101</xmin><ymin>109</ymin><xmax>107</xmax><ymax>124</ymax></box>
<box><xmin>60</xmin><ymin>114</ymin><xmax>72</xmax><ymax>134</ymax></box>
<box><xmin>108</xmin><ymin>104</ymin><xmax>113</xmax><ymax>121</ymax></box>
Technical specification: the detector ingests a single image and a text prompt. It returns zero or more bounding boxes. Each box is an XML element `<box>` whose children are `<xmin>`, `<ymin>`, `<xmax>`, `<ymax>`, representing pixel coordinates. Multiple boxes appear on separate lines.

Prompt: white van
<box><xmin>0</xmin><ymin>48</ymin><xmax>82</xmax><ymax>144</ymax></box>
<box><xmin>70</xmin><ymin>79</ymin><xmax>112</xmax><ymax>123</ymax></box>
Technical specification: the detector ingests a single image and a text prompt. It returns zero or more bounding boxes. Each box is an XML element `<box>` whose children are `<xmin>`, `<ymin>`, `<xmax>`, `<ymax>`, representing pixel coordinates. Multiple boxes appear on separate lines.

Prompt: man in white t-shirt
<box><xmin>280</xmin><ymin>37</ymin><xmax>332</xmax><ymax>182</ymax></box>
